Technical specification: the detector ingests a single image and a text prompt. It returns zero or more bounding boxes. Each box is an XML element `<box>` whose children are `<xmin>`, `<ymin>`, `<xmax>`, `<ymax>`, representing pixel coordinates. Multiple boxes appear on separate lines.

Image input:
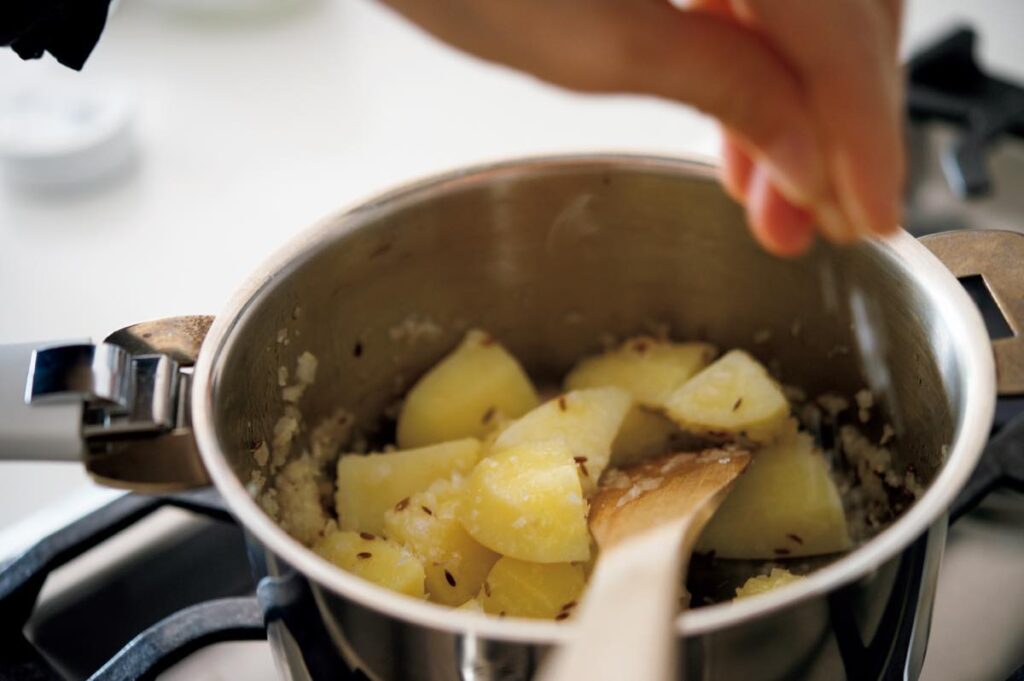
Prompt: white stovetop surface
<box><xmin>1</xmin><ymin>1</ymin><xmax>1023</xmax><ymax>680</ymax></box>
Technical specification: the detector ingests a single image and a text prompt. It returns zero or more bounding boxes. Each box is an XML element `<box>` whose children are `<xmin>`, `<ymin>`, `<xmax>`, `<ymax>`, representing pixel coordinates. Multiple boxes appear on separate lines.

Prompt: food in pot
<box><xmin>383</xmin><ymin>476</ymin><xmax>499</xmax><ymax>606</ymax></box>
<box><xmin>664</xmin><ymin>349</ymin><xmax>792</xmax><ymax>444</ymax></box>
<box><xmin>396</xmin><ymin>329</ymin><xmax>539</xmax><ymax>448</ymax></box>
<box><xmin>696</xmin><ymin>426</ymin><xmax>851</xmax><ymax>558</ymax></box>
<box><xmin>609</xmin><ymin>407</ymin><xmax>682</xmax><ymax>467</ymax></box>
<box><xmin>461</xmin><ymin>441</ymin><xmax>591</xmax><ymax>563</ymax></box>
<box><xmin>565</xmin><ymin>337</ymin><xmax>716</xmax><ymax>406</ymax></box>
<box><xmin>492</xmin><ymin>386</ymin><xmax>632</xmax><ymax>495</ymax></box>
<box><xmin>313</xmin><ymin>530</ymin><xmax>426</xmax><ymax>598</ymax></box>
<box><xmin>734</xmin><ymin>568</ymin><xmax>803</xmax><ymax>599</ymax></box>
<box><xmin>477</xmin><ymin>556</ymin><xmax>586</xmax><ymax>619</ymax></box>
<box><xmin>260</xmin><ymin>329</ymin><xmax>918</xmax><ymax>620</ymax></box>
<box><xmin>335</xmin><ymin>438</ymin><xmax>482</xmax><ymax>535</ymax></box>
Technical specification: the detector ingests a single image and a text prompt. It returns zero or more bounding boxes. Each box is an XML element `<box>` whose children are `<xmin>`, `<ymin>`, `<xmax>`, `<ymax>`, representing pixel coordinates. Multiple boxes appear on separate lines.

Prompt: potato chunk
<box><xmin>665</xmin><ymin>349</ymin><xmax>790</xmax><ymax>443</ymax></box>
<box><xmin>460</xmin><ymin>442</ymin><xmax>590</xmax><ymax>563</ymax></box>
<box><xmin>696</xmin><ymin>428</ymin><xmax>851</xmax><ymax>558</ymax></box>
<box><xmin>493</xmin><ymin>387</ymin><xmax>632</xmax><ymax>494</ymax></box>
<box><xmin>565</xmin><ymin>337</ymin><xmax>716</xmax><ymax>406</ymax></box>
<box><xmin>479</xmin><ymin>557</ymin><xmax>585</xmax><ymax>620</ymax></box>
<box><xmin>313</xmin><ymin>530</ymin><xmax>425</xmax><ymax>598</ymax></box>
<box><xmin>397</xmin><ymin>330</ymin><xmax>539</xmax><ymax>448</ymax></box>
<box><xmin>610</xmin><ymin>407</ymin><xmax>681</xmax><ymax>467</ymax></box>
<box><xmin>384</xmin><ymin>476</ymin><xmax>500</xmax><ymax>606</ymax></box>
<box><xmin>336</xmin><ymin>438</ymin><xmax>481</xmax><ymax>534</ymax></box>
<box><xmin>735</xmin><ymin>568</ymin><xmax>804</xmax><ymax>599</ymax></box>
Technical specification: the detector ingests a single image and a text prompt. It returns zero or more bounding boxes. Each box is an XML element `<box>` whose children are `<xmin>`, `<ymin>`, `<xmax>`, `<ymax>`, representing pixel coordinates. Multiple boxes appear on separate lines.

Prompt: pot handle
<box><xmin>921</xmin><ymin>230</ymin><xmax>1024</xmax><ymax>396</ymax></box>
<box><xmin>0</xmin><ymin>342</ymin><xmax>87</xmax><ymax>462</ymax></box>
<box><xmin>0</xmin><ymin>316</ymin><xmax>215</xmax><ymax>492</ymax></box>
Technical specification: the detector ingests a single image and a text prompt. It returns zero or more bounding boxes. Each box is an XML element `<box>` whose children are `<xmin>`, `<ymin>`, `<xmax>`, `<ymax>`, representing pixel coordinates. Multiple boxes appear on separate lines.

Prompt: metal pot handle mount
<box><xmin>920</xmin><ymin>230</ymin><xmax>1024</xmax><ymax>395</ymax></box>
<box><xmin>0</xmin><ymin>317</ymin><xmax>213</xmax><ymax>492</ymax></box>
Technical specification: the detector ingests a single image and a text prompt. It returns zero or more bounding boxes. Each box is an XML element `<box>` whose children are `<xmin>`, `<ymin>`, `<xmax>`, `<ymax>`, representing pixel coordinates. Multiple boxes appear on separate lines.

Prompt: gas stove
<box><xmin>2</xmin><ymin>24</ymin><xmax>1024</xmax><ymax>681</ymax></box>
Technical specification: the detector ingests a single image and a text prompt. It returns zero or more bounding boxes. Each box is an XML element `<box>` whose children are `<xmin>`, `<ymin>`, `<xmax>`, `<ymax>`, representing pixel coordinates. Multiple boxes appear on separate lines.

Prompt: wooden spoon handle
<box><xmin>536</xmin><ymin>522</ymin><xmax>688</xmax><ymax>681</ymax></box>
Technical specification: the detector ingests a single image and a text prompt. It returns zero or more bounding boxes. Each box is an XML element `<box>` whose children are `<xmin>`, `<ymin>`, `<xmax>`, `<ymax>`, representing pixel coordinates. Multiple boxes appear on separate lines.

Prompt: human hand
<box><xmin>377</xmin><ymin>0</ymin><xmax>904</xmax><ymax>256</ymax></box>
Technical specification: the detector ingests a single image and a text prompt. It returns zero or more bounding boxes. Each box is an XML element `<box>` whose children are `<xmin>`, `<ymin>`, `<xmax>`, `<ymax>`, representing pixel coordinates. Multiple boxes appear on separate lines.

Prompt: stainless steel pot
<box><xmin>3</xmin><ymin>155</ymin><xmax>1022</xmax><ymax>680</ymax></box>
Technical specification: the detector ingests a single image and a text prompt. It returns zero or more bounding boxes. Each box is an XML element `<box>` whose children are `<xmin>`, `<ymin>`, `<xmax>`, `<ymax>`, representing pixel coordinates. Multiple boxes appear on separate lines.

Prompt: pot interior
<box><xmin>205</xmin><ymin>156</ymin><xmax>963</xmax><ymax>608</ymax></box>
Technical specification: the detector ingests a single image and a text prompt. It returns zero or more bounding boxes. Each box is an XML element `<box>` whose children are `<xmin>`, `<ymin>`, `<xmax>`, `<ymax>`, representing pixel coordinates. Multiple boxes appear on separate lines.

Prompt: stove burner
<box><xmin>907</xmin><ymin>26</ymin><xmax>1024</xmax><ymax>198</ymax></box>
<box><xmin>0</xmin><ymin>488</ymin><xmax>364</xmax><ymax>681</ymax></box>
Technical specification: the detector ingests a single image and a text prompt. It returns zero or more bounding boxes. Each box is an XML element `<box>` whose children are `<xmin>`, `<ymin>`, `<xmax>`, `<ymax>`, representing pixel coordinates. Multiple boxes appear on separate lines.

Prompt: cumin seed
<box><xmin>732</xmin><ymin>397</ymin><xmax>743</xmax><ymax>411</ymax></box>
<box><xmin>774</xmin><ymin>548</ymin><xmax>791</xmax><ymax>556</ymax></box>
<box><xmin>483</xmin><ymin>581</ymin><xmax>492</xmax><ymax>597</ymax></box>
<box><xmin>481</xmin><ymin>406</ymin><xmax>496</xmax><ymax>424</ymax></box>
<box><xmin>786</xmin><ymin>533</ymin><xmax>804</xmax><ymax>545</ymax></box>
<box><xmin>359</xmin><ymin>532</ymin><xmax>376</xmax><ymax>541</ymax></box>
<box><xmin>394</xmin><ymin>497</ymin><xmax>410</xmax><ymax>512</ymax></box>
<box><xmin>444</xmin><ymin>570</ymin><xmax>457</xmax><ymax>587</ymax></box>
<box><xmin>421</xmin><ymin>505</ymin><xmax>433</xmax><ymax>515</ymax></box>
<box><xmin>555</xmin><ymin>612</ymin><xmax>570</xmax><ymax>621</ymax></box>
<box><xmin>558</xmin><ymin>396</ymin><xmax>568</xmax><ymax>412</ymax></box>
<box><xmin>356</xmin><ymin>552</ymin><xmax>372</xmax><ymax>559</ymax></box>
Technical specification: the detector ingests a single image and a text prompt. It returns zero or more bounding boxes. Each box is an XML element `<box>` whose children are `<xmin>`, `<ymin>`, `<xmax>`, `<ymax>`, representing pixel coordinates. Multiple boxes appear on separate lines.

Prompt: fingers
<box><xmin>877</xmin><ymin>0</ymin><xmax>904</xmax><ymax>52</ymax></box>
<box><xmin>379</xmin><ymin>0</ymin><xmax>831</xmax><ymax>211</ymax></box>
<box><xmin>746</xmin><ymin>163</ymin><xmax>816</xmax><ymax>257</ymax></box>
<box><xmin>735</xmin><ymin>0</ymin><xmax>905</xmax><ymax>239</ymax></box>
<box><xmin>611</xmin><ymin>5</ymin><xmax>829</xmax><ymax>207</ymax></box>
<box><xmin>376</xmin><ymin>0</ymin><xmax>903</xmax><ymax>251</ymax></box>
<box><xmin>720</xmin><ymin>130</ymin><xmax>754</xmax><ymax>202</ymax></box>
<box><xmin>724</xmin><ymin>129</ymin><xmax>817</xmax><ymax>257</ymax></box>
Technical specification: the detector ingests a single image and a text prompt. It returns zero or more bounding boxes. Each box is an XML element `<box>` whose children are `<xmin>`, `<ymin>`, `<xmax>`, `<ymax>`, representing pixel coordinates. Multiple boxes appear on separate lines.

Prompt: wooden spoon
<box><xmin>537</xmin><ymin>448</ymin><xmax>751</xmax><ymax>681</ymax></box>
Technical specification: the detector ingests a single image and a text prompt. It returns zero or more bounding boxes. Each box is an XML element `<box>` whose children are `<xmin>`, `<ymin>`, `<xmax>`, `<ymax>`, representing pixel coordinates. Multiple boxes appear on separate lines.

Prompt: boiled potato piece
<box><xmin>565</xmin><ymin>337</ymin><xmax>716</xmax><ymax>406</ymax></box>
<box><xmin>397</xmin><ymin>330</ymin><xmax>539</xmax><ymax>448</ymax></box>
<box><xmin>461</xmin><ymin>441</ymin><xmax>590</xmax><ymax>563</ymax></box>
<box><xmin>696</xmin><ymin>428</ymin><xmax>851</xmax><ymax>558</ymax></box>
<box><xmin>735</xmin><ymin>568</ymin><xmax>804</xmax><ymax>599</ymax></box>
<box><xmin>493</xmin><ymin>387</ymin><xmax>632</xmax><ymax>494</ymax></box>
<box><xmin>314</xmin><ymin>530</ymin><xmax>425</xmax><ymax>598</ymax></box>
<box><xmin>610</xmin><ymin>407</ymin><xmax>681</xmax><ymax>467</ymax></box>
<box><xmin>665</xmin><ymin>349</ymin><xmax>789</xmax><ymax>444</ymax></box>
<box><xmin>336</xmin><ymin>438</ymin><xmax>481</xmax><ymax>534</ymax></box>
<box><xmin>479</xmin><ymin>557</ymin><xmax>585</xmax><ymax>620</ymax></box>
<box><xmin>384</xmin><ymin>476</ymin><xmax>500</xmax><ymax>606</ymax></box>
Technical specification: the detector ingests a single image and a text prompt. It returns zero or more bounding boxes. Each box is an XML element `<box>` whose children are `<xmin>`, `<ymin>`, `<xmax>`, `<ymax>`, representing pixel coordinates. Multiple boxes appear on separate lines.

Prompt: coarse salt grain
<box><xmin>296</xmin><ymin>351</ymin><xmax>318</xmax><ymax>385</ymax></box>
<box><xmin>253</xmin><ymin>442</ymin><xmax>270</xmax><ymax>468</ymax></box>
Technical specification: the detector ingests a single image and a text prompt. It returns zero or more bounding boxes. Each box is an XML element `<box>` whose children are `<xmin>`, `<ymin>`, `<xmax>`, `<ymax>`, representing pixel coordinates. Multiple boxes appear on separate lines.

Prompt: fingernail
<box><xmin>761</xmin><ymin>128</ymin><xmax>826</xmax><ymax>206</ymax></box>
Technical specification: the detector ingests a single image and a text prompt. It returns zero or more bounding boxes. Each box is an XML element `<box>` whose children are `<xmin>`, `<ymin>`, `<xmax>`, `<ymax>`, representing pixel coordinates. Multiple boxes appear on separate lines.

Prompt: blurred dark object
<box><xmin>0</xmin><ymin>0</ymin><xmax>114</xmax><ymax>70</ymax></box>
<box><xmin>907</xmin><ymin>26</ymin><xmax>1024</xmax><ymax>199</ymax></box>
<box><xmin>903</xmin><ymin>25</ymin><xmax>1024</xmax><ymax>238</ymax></box>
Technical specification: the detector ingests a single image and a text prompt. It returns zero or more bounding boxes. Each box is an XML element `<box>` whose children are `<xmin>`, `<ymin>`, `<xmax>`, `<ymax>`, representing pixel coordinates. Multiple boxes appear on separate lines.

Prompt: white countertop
<box><xmin>1</xmin><ymin>1</ymin><xmax>1023</xmax><ymax>679</ymax></box>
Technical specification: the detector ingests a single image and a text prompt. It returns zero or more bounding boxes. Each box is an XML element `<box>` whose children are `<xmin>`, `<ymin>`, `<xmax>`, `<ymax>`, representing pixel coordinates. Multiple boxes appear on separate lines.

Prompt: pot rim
<box><xmin>191</xmin><ymin>153</ymin><xmax>996</xmax><ymax>643</ymax></box>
